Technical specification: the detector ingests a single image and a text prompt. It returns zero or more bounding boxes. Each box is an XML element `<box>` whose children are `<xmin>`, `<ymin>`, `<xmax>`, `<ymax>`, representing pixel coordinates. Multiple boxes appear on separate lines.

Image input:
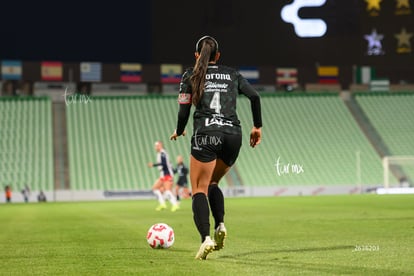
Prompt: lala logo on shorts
<box><xmin>281</xmin><ymin>0</ymin><xmax>327</xmax><ymax>38</ymax></box>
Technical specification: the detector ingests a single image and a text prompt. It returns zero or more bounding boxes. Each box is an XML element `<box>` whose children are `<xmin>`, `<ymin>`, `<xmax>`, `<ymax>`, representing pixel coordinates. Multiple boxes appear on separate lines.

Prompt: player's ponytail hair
<box><xmin>191</xmin><ymin>36</ymin><xmax>218</xmax><ymax>106</ymax></box>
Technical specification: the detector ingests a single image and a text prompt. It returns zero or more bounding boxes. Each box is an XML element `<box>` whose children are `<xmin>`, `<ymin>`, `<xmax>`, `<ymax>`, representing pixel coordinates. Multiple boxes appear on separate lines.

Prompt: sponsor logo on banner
<box><xmin>281</xmin><ymin>0</ymin><xmax>327</xmax><ymax>38</ymax></box>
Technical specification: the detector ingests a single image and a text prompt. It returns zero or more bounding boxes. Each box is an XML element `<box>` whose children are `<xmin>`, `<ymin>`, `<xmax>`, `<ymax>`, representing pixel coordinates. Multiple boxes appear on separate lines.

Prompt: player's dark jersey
<box><xmin>177</xmin><ymin>65</ymin><xmax>262</xmax><ymax>136</ymax></box>
<box><xmin>174</xmin><ymin>163</ymin><xmax>188</xmax><ymax>186</ymax></box>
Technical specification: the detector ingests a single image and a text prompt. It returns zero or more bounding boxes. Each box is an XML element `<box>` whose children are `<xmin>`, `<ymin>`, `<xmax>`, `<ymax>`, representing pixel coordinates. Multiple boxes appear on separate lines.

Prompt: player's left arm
<box><xmin>148</xmin><ymin>162</ymin><xmax>161</xmax><ymax>167</ymax></box>
<box><xmin>238</xmin><ymin>73</ymin><xmax>262</xmax><ymax>147</ymax></box>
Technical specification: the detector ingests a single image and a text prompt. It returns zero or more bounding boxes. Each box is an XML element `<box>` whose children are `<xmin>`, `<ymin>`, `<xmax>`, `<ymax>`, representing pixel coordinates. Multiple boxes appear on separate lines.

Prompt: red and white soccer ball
<box><xmin>146</xmin><ymin>223</ymin><xmax>175</xmax><ymax>249</ymax></box>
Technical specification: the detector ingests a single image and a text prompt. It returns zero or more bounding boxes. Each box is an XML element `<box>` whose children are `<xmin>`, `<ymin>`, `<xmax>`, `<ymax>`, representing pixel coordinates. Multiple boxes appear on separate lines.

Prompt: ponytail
<box><xmin>191</xmin><ymin>36</ymin><xmax>218</xmax><ymax>106</ymax></box>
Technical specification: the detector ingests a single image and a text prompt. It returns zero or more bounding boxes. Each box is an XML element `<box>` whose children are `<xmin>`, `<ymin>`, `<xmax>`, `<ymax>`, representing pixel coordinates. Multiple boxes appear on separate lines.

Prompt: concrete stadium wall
<box><xmin>0</xmin><ymin>186</ymin><xmax>382</xmax><ymax>204</ymax></box>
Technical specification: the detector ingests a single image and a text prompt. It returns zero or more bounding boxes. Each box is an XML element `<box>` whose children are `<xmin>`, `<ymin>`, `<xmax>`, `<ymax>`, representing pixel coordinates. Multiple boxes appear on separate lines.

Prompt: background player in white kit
<box><xmin>148</xmin><ymin>141</ymin><xmax>180</xmax><ymax>212</ymax></box>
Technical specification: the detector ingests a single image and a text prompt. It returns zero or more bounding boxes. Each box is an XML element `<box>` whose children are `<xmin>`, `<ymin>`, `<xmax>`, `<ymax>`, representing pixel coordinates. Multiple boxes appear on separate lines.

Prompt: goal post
<box><xmin>383</xmin><ymin>156</ymin><xmax>414</xmax><ymax>188</ymax></box>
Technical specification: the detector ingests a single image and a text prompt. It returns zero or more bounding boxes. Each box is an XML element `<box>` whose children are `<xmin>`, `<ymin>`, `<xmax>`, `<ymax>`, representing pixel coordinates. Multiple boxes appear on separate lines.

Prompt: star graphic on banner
<box><xmin>365</xmin><ymin>0</ymin><xmax>382</xmax><ymax>11</ymax></box>
<box><xmin>395</xmin><ymin>0</ymin><xmax>412</xmax><ymax>15</ymax></box>
<box><xmin>365</xmin><ymin>29</ymin><xmax>384</xmax><ymax>48</ymax></box>
<box><xmin>364</xmin><ymin>29</ymin><xmax>385</xmax><ymax>55</ymax></box>
<box><xmin>395</xmin><ymin>28</ymin><xmax>413</xmax><ymax>46</ymax></box>
<box><xmin>395</xmin><ymin>28</ymin><xmax>413</xmax><ymax>53</ymax></box>
<box><xmin>396</xmin><ymin>0</ymin><xmax>410</xmax><ymax>9</ymax></box>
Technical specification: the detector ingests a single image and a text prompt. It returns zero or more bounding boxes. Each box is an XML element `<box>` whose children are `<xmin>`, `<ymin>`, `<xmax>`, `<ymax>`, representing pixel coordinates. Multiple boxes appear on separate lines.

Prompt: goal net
<box><xmin>382</xmin><ymin>156</ymin><xmax>414</xmax><ymax>188</ymax></box>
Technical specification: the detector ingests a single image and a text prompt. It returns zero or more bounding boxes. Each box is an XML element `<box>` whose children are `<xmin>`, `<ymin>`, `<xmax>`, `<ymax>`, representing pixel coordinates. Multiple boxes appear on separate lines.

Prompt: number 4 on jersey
<box><xmin>209</xmin><ymin>92</ymin><xmax>222</xmax><ymax>114</ymax></box>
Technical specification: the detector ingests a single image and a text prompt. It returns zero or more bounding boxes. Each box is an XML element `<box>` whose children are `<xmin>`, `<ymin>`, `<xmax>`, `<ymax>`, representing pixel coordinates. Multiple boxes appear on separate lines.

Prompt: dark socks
<box><xmin>192</xmin><ymin>193</ymin><xmax>210</xmax><ymax>242</ymax></box>
<box><xmin>208</xmin><ymin>184</ymin><xmax>225</xmax><ymax>229</ymax></box>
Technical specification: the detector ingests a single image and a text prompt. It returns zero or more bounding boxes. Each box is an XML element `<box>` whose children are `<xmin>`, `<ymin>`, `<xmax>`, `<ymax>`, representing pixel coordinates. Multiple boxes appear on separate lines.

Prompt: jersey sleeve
<box><xmin>237</xmin><ymin>73</ymin><xmax>263</xmax><ymax>128</ymax></box>
<box><xmin>176</xmin><ymin>69</ymin><xmax>192</xmax><ymax>136</ymax></box>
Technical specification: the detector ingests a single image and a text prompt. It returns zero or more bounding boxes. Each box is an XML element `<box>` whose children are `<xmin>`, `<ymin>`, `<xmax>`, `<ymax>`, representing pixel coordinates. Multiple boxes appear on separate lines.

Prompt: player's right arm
<box><xmin>171</xmin><ymin>70</ymin><xmax>192</xmax><ymax>140</ymax></box>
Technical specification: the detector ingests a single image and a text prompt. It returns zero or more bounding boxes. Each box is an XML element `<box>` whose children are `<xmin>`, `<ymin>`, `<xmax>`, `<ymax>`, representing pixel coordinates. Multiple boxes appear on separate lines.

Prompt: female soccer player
<box><xmin>173</xmin><ymin>155</ymin><xmax>190</xmax><ymax>201</ymax></box>
<box><xmin>148</xmin><ymin>141</ymin><xmax>179</xmax><ymax>212</ymax></box>
<box><xmin>170</xmin><ymin>36</ymin><xmax>262</xmax><ymax>259</ymax></box>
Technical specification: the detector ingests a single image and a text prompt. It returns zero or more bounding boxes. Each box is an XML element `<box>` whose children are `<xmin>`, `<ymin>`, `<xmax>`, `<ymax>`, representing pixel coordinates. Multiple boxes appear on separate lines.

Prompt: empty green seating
<box><xmin>355</xmin><ymin>93</ymin><xmax>414</xmax><ymax>184</ymax></box>
<box><xmin>66</xmin><ymin>94</ymin><xmax>385</xmax><ymax>190</ymax></box>
<box><xmin>3</xmin><ymin>94</ymin><xmax>408</xmax><ymax>193</ymax></box>
<box><xmin>236</xmin><ymin>94</ymin><xmax>383</xmax><ymax>186</ymax></box>
<box><xmin>0</xmin><ymin>97</ymin><xmax>53</xmax><ymax>192</ymax></box>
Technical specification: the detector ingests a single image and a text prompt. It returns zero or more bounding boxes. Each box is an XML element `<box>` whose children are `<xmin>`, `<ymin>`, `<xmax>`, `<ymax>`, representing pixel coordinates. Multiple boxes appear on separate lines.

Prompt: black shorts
<box><xmin>177</xmin><ymin>178</ymin><xmax>188</xmax><ymax>187</ymax></box>
<box><xmin>191</xmin><ymin>131</ymin><xmax>242</xmax><ymax>166</ymax></box>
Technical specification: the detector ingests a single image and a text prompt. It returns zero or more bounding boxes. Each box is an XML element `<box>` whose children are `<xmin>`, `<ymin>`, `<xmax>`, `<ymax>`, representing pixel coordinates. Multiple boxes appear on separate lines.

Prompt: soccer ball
<box><xmin>146</xmin><ymin>223</ymin><xmax>175</xmax><ymax>249</ymax></box>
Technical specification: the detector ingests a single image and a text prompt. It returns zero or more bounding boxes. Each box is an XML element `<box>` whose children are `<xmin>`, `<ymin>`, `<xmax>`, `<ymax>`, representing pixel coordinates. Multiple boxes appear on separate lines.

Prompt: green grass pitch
<box><xmin>0</xmin><ymin>195</ymin><xmax>413</xmax><ymax>275</ymax></box>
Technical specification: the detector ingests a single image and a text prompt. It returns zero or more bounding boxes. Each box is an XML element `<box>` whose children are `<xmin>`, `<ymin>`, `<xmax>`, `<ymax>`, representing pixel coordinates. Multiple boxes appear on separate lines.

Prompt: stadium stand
<box><xmin>235</xmin><ymin>94</ymin><xmax>384</xmax><ymax>186</ymax></box>
<box><xmin>0</xmin><ymin>97</ymin><xmax>54</xmax><ymax>192</ymax></box>
<box><xmin>4</xmin><ymin>93</ymin><xmax>405</xmax><ymax>195</ymax></box>
<box><xmin>65</xmin><ymin>94</ymin><xmax>385</xmax><ymax>191</ymax></box>
<box><xmin>355</xmin><ymin>93</ymin><xmax>414</xmax><ymax>185</ymax></box>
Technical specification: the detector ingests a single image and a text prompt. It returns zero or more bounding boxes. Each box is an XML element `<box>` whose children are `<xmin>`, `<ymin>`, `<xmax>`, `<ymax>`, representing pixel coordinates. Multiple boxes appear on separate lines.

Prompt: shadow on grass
<box><xmin>220</xmin><ymin>245</ymin><xmax>353</xmax><ymax>258</ymax></box>
<box><xmin>217</xmin><ymin>245</ymin><xmax>404</xmax><ymax>275</ymax></box>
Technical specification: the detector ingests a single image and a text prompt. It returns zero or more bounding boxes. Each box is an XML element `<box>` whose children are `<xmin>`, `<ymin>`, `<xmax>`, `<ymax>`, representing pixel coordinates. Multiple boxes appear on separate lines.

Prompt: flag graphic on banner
<box><xmin>161</xmin><ymin>64</ymin><xmax>182</xmax><ymax>84</ymax></box>
<box><xmin>120</xmin><ymin>63</ymin><xmax>142</xmax><ymax>83</ymax></box>
<box><xmin>276</xmin><ymin>68</ymin><xmax>298</xmax><ymax>86</ymax></box>
<box><xmin>354</xmin><ymin>66</ymin><xmax>376</xmax><ymax>84</ymax></box>
<box><xmin>317</xmin><ymin>66</ymin><xmax>339</xmax><ymax>84</ymax></box>
<box><xmin>239</xmin><ymin>66</ymin><xmax>259</xmax><ymax>84</ymax></box>
<box><xmin>1</xmin><ymin>60</ymin><xmax>22</xmax><ymax>80</ymax></box>
<box><xmin>81</xmin><ymin>62</ymin><xmax>102</xmax><ymax>82</ymax></box>
<box><xmin>41</xmin><ymin>61</ymin><xmax>63</xmax><ymax>81</ymax></box>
